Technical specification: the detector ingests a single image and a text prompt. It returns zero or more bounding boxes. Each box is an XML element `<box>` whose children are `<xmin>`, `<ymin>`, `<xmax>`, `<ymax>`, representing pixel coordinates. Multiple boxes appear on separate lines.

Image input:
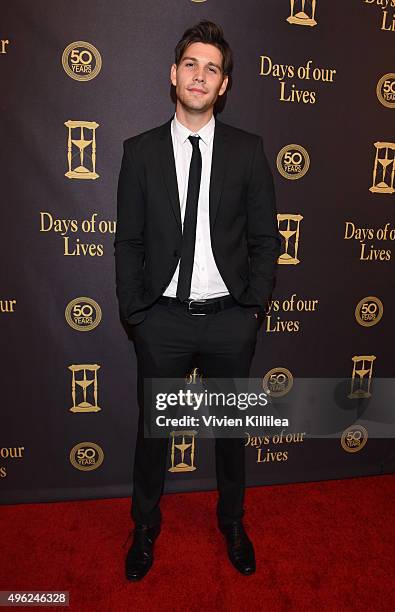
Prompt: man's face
<box><xmin>170</xmin><ymin>42</ymin><xmax>228</xmax><ymax>113</ymax></box>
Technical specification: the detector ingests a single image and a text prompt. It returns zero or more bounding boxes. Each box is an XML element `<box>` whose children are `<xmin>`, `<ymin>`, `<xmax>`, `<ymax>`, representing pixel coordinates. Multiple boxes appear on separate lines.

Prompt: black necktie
<box><xmin>176</xmin><ymin>135</ymin><xmax>202</xmax><ymax>302</ymax></box>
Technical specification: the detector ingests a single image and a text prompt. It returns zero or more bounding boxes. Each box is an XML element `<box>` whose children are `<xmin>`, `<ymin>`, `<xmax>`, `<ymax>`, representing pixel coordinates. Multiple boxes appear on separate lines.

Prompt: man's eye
<box><xmin>209</xmin><ymin>68</ymin><xmax>216</xmax><ymax>73</ymax></box>
<box><xmin>186</xmin><ymin>62</ymin><xmax>193</xmax><ymax>67</ymax></box>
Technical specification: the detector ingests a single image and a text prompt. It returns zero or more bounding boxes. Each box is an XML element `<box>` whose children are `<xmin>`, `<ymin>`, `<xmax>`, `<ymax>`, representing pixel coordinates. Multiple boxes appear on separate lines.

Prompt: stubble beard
<box><xmin>177</xmin><ymin>86</ymin><xmax>217</xmax><ymax>114</ymax></box>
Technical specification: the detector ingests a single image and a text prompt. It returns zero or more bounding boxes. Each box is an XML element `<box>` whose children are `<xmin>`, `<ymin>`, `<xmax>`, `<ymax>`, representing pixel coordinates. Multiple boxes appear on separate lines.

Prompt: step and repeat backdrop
<box><xmin>1</xmin><ymin>1</ymin><xmax>394</xmax><ymax>504</ymax></box>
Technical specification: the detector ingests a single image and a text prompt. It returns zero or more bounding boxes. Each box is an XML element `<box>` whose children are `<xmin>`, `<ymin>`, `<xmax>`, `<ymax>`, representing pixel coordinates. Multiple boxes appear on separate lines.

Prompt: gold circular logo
<box><xmin>263</xmin><ymin>367</ymin><xmax>293</xmax><ymax>397</ymax></box>
<box><xmin>341</xmin><ymin>425</ymin><xmax>368</xmax><ymax>453</ymax></box>
<box><xmin>355</xmin><ymin>296</ymin><xmax>383</xmax><ymax>328</ymax></box>
<box><xmin>376</xmin><ymin>73</ymin><xmax>395</xmax><ymax>109</ymax></box>
<box><xmin>276</xmin><ymin>144</ymin><xmax>310</xmax><ymax>180</ymax></box>
<box><xmin>70</xmin><ymin>442</ymin><xmax>104</xmax><ymax>471</ymax></box>
<box><xmin>65</xmin><ymin>297</ymin><xmax>102</xmax><ymax>332</ymax></box>
<box><xmin>62</xmin><ymin>41</ymin><xmax>102</xmax><ymax>82</ymax></box>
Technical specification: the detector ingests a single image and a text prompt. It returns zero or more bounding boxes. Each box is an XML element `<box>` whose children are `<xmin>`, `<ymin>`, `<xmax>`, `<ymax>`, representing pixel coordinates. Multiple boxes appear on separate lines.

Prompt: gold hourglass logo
<box><xmin>369</xmin><ymin>142</ymin><xmax>395</xmax><ymax>194</ymax></box>
<box><xmin>65</xmin><ymin>120</ymin><xmax>100</xmax><ymax>180</ymax></box>
<box><xmin>348</xmin><ymin>355</ymin><xmax>376</xmax><ymax>399</ymax></box>
<box><xmin>168</xmin><ymin>431</ymin><xmax>197</xmax><ymax>472</ymax></box>
<box><xmin>69</xmin><ymin>364</ymin><xmax>101</xmax><ymax>412</ymax></box>
<box><xmin>287</xmin><ymin>0</ymin><xmax>317</xmax><ymax>27</ymax></box>
<box><xmin>277</xmin><ymin>214</ymin><xmax>303</xmax><ymax>265</ymax></box>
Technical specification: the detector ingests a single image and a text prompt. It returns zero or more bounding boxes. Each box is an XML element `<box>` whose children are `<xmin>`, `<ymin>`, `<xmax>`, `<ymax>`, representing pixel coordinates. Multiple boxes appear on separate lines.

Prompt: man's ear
<box><xmin>170</xmin><ymin>63</ymin><xmax>177</xmax><ymax>87</ymax></box>
<box><xmin>218</xmin><ymin>74</ymin><xmax>229</xmax><ymax>96</ymax></box>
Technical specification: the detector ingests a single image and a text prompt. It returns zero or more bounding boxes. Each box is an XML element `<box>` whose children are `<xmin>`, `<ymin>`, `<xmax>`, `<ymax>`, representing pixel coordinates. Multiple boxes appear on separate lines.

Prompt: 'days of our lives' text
<box><xmin>344</xmin><ymin>221</ymin><xmax>394</xmax><ymax>260</ymax></box>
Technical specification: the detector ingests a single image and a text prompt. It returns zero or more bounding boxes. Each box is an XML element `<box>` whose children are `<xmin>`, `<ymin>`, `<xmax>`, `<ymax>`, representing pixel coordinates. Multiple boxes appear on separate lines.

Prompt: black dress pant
<box><xmin>130</xmin><ymin>298</ymin><xmax>260</xmax><ymax>528</ymax></box>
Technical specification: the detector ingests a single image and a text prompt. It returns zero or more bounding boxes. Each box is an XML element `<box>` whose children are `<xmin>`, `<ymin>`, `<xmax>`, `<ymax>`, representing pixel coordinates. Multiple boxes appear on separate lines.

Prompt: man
<box><xmin>115</xmin><ymin>20</ymin><xmax>281</xmax><ymax>580</ymax></box>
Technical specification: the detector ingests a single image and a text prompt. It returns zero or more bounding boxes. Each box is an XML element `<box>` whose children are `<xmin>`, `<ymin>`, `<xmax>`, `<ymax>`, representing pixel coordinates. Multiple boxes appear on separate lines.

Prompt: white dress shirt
<box><xmin>162</xmin><ymin>112</ymin><xmax>230</xmax><ymax>300</ymax></box>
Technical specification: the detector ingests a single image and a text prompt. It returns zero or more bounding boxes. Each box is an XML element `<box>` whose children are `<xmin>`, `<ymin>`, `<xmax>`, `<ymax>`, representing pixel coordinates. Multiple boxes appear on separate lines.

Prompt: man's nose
<box><xmin>193</xmin><ymin>68</ymin><xmax>205</xmax><ymax>81</ymax></box>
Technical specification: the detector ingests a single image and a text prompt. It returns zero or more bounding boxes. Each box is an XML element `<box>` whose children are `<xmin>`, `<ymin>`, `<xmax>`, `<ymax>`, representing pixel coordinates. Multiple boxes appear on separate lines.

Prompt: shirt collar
<box><xmin>172</xmin><ymin>112</ymin><xmax>215</xmax><ymax>146</ymax></box>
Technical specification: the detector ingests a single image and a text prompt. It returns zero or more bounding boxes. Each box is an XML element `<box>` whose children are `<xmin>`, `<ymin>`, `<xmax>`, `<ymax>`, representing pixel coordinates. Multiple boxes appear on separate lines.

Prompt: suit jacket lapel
<box><xmin>209</xmin><ymin>118</ymin><xmax>228</xmax><ymax>233</ymax></box>
<box><xmin>158</xmin><ymin>117</ymin><xmax>182</xmax><ymax>232</ymax></box>
<box><xmin>158</xmin><ymin>115</ymin><xmax>229</xmax><ymax>234</ymax></box>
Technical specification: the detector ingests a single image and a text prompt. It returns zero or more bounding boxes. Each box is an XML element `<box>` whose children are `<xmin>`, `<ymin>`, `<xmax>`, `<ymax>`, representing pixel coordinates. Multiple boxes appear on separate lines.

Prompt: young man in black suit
<box><xmin>115</xmin><ymin>20</ymin><xmax>281</xmax><ymax>580</ymax></box>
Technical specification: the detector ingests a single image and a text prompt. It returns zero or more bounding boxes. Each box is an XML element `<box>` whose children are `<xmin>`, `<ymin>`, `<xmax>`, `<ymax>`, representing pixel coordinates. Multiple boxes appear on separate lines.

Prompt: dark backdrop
<box><xmin>1</xmin><ymin>1</ymin><xmax>394</xmax><ymax>504</ymax></box>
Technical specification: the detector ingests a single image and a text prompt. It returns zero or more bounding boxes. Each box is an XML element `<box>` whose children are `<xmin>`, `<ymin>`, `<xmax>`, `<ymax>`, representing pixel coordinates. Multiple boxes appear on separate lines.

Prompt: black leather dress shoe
<box><xmin>219</xmin><ymin>521</ymin><xmax>256</xmax><ymax>575</ymax></box>
<box><xmin>124</xmin><ymin>523</ymin><xmax>161</xmax><ymax>581</ymax></box>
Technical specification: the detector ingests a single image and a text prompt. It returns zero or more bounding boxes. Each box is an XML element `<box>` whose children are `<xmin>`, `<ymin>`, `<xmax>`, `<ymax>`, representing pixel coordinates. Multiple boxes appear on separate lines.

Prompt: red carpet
<box><xmin>1</xmin><ymin>476</ymin><xmax>394</xmax><ymax>611</ymax></box>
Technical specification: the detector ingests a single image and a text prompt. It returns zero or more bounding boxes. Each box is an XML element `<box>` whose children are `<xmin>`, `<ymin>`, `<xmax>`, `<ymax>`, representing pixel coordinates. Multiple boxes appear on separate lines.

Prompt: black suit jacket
<box><xmin>114</xmin><ymin>116</ymin><xmax>281</xmax><ymax>326</ymax></box>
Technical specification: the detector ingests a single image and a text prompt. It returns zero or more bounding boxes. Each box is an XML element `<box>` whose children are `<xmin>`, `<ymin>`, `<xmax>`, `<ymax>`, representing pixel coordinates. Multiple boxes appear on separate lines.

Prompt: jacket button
<box><xmin>173</xmin><ymin>250</ymin><xmax>179</xmax><ymax>257</ymax></box>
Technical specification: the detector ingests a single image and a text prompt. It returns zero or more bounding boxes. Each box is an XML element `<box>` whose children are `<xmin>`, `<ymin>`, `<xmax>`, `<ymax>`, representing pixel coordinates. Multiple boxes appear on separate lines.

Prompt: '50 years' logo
<box><xmin>70</xmin><ymin>442</ymin><xmax>104</xmax><ymax>471</ymax></box>
<box><xmin>65</xmin><ymin>297</ymin><xmax>102</xmax><ymax>331</ymax></box>
<box><xmin>62</xmin><ymin>41</ymin><xmax>102</xmax><ymax>82</ymax></box>
<box><xmin>376</xmin><ymin>73</ymin><xmax>395</xmax><ymax>109</ymax></box>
